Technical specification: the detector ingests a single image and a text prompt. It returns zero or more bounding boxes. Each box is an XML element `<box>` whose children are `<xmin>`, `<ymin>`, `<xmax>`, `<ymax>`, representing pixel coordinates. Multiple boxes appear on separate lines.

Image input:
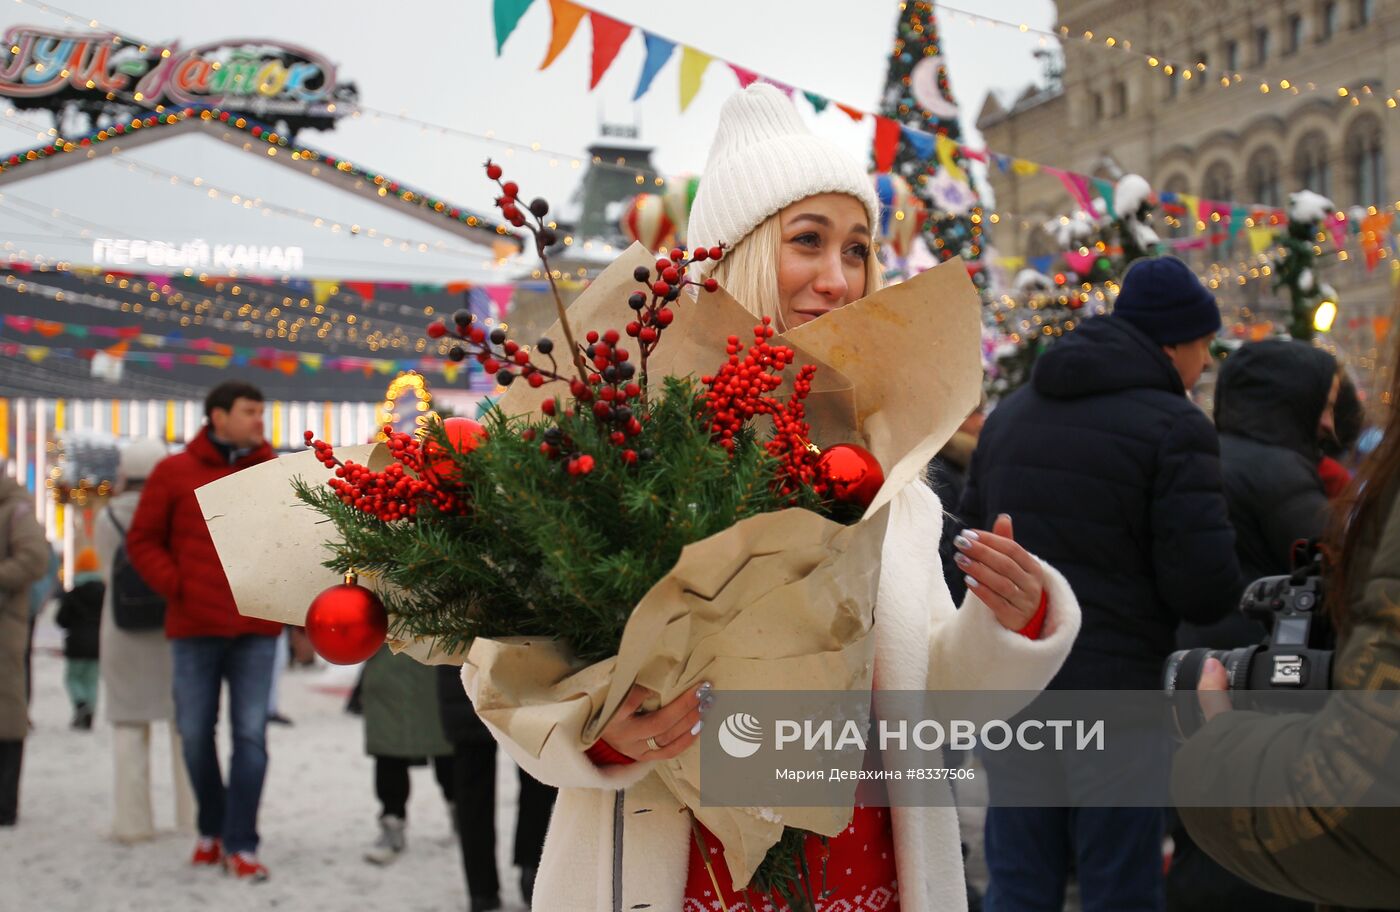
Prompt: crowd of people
<box><xmin>0</xmin><ymin>82</ymin><xmax>1397</xmax><ymax>912</ymax></box>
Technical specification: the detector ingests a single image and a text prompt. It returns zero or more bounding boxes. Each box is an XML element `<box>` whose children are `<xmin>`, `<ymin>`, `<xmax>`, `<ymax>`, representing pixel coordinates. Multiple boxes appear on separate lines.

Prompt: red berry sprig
<box><xmin>626</xmin><ymin>245</ymin><xmax>725</xmax><ymax>381</ymax></box>
<box><xmin>430</xmin><ymin>309</ymin><xmax>571</xmax><ymax>391</ymax></box>
<box><xmin>306</xmin><ymin>428</ymin><xmax>464</xmax><ymax>520</ymax></box>
<box><xmin>701</xmin><ymin>320</ymin><xmax>822</xmax><ymax>499</ymax></box>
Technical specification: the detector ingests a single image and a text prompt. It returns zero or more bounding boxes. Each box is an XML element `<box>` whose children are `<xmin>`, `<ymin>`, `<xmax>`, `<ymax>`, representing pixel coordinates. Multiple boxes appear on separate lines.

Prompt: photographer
<box><xmin>1172</xmin><ymin>363</ymin><xmax>1400</xmax><ymax>910</ymax></box>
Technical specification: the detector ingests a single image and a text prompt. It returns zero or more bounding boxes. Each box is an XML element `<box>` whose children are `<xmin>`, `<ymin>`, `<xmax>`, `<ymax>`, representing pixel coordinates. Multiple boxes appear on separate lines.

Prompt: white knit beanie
<box><xmin>687</xmin><ymin>84</ymin><xmax>879</xmax><ymax>274</ymax></box>
<box><xmin>118</xmin><ymin>437</ymin><xmax>167</xmax><ymax>483</ymax></box>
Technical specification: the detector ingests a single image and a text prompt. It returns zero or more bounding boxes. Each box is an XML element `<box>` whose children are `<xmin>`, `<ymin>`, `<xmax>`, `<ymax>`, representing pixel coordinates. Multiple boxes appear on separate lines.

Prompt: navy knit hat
<box><xmin>1111</xmin><ymin>256</ymin><xmax>1221</xmax><ymax>345</ymax></box>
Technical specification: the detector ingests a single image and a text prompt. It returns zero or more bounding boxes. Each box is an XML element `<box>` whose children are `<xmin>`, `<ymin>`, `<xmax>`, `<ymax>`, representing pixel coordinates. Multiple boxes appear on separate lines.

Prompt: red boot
<box><xmin>224</xmin><ymin>851</ymin><xmax>270</xmax><ymax>882</ymax></box>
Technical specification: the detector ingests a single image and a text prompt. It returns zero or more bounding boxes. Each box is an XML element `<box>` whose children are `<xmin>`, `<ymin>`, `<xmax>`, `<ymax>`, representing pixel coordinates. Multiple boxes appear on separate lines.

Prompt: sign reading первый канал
<box><xmin>0</xmin><ymin>26</ymin><xmax>344</xmax><ymax>118</ymax></box>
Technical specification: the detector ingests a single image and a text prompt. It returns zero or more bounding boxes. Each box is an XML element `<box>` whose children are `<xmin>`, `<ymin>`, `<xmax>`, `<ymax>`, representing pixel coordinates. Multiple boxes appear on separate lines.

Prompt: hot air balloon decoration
<box><xmin>620</xmin><ymin>193</ymin><xmax>676</xmax><ymax>249</ymax></box>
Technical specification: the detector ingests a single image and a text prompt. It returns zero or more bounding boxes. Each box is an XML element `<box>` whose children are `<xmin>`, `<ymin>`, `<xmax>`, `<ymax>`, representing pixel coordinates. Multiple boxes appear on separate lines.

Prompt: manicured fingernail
<box><xmin>997</xmin><ymin>514</ymin><xmax>1010</xmax><ymax>525</ymax></box>
<box><xmin>690</xmin><ymin>720</ymin><xmax>704</xmax><ymax>736</ymax></box>
<box><xmin>954</xmin><ymin>552</ymin><xmax>971</xmax><ymax>568</ymax></box>
<box><xmin>695</xmin><ymin>682</ymin><xmax>713</xmax><ymax>700</ymax></box>
<box><xmin>965</xmin><ymin>576</ymin><xmax>980</xmax><ymax>589</ymax></box>
<box><xmin>954</xmin><ymin>535</ymin><xmax>972</xmax><ymax>550</ymax></box>
<box><xmin>700</xmin><ymin>694</ymin><xmax>715</xmax><ymax>713</ymax></box>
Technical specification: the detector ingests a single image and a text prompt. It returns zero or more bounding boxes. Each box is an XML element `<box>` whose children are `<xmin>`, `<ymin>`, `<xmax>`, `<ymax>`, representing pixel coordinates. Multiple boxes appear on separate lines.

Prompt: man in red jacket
<box><xmin>126</xmin><ymin>380</ymin><xmax>281</xmax><ymax>882</ymax></box>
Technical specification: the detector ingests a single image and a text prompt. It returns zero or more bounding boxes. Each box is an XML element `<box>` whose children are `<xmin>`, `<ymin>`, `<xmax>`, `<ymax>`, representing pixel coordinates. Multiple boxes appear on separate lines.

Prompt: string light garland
<box><xmin>0</xmin><ymin>104</ymin><xmax>522</xmax><ymax>250</ymax></box>
<box><xmin>931</xmin><ymin>2</ymin><xmax>1400</xmax><ymax>109</ymax></box>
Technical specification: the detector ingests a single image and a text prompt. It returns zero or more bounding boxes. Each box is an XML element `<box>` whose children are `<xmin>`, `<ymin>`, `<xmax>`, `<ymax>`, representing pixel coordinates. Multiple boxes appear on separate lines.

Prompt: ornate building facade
<box><xmin>978</xmin><ymin>0</ymin><xmax>1399</xmax><ymax>392</ymax></box>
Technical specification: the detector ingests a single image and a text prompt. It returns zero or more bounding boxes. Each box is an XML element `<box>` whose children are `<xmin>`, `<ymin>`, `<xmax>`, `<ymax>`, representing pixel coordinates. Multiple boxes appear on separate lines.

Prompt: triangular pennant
<box><xmin>24</xmin><ymin>346</ymin><xmax>48</xmax><ymax>364</ymax></box>
<box><xmin>872</xmin><ymin>116</ymin><xmax>900</xmax><ymax>173</ymax></box>
<box><xmin>1179</xmin><ymin>195</ymin><xmax>1201</xmax><ymax>232</ymax></box>
<box><xmin>345</xmin><ymin>281</ymin><xmax>376</xmax><ymax>301</ymax></box>
<box><xmin>486</xmin><ymin>285</ymin><xmax>514</xmax><ymax>320</ymax></box>
<box><xmin>935</xmin><ymin>134</ymin><xmax>968</xmax><ymax>185</ymax></box>
<box><xmin>312</xmin><ymin>279</ymin><xmax>337</xmax><ymax>306</ymax></box>
<box><xmin>632</xmin><ymin>32</ymin><xmax>675</xmax><ymax>100</ymax></box>
<box><xmin>678</xmin><ymin>46</ymin><xmax>713</xmax><ymax>112</ymax></box>
<box><xmin>34</xmin><ymin>320</ymin><xmax>64</xmax><ymax>338</ymax></box>
<box><xmin>835</xmin><ymin>103</ymin><xmax>866</xmax><ymax>122</ymax></box>
<box><xmin>1091</xmin><ymin>178</ymin><xmax>1117</xmax><ymax>219</ymax></box>
<box><xmin>540</xmin><ymin>0</ymin><xmax>587</xmax><ymax>70</ymax></box>
<box><xmin>1326</xmin><ymin>212</ymin><xmax>1348</xmax><ymax>251</ymax></box>
<box><xmin>1010</xmin><ymin>158</ymin><xmax>1039</xmax><ymax>176</ymax></box>
<box><xmin>729</xmin><ymin>63</ymin><xmax>761</xmax><ymax>88</ymax></box>
<box><xmin>803</xmin><ymin>91</ymin><xmax>829</xmax><ymax>113</ymax></box>
<box><xmin>900</xmin><ymin>125</ymin><xmax>934</xmax><ymax>160</ymax></box>
<box><xmin>493</xmin><ymin>0</ymin><xmax>535</xmax><ymax>54</ymax></box>
<box><xmin>588</xmin><ymin>11</ymin><xmax>631</xmax><ymax>89</ymax></box>
<box><xmin>104</xmin><ymin>340</ymin><xmax>129</xmax><ymax>359</ymax></box>
<box><xmin>1247</xmin><ymin>226</ymin><xmax>1275</xmax><ymax>255</ymax></box>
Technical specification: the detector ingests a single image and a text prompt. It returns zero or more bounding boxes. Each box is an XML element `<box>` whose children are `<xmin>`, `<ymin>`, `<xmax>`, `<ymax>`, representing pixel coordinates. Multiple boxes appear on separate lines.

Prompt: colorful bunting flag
<box><xmin>1091</xmin><ymin>178</ymin><xmax>1116</xmax><ymax>219</ymax></box>
<box><xmin>678</xmin><ymin>46</ymin><xmax>713</xmax><ymax>112</ymax></box>
<box><xmin>1326</xmin><ymin>211</ymin><xmax>1348</xmax><ymax>251</ymax></box>
<box><xmin>633</xmin><ymin>32</ymin><xmax>675</xmax><ymax>100</ymax></box>
<box><xmin>729</xmin><ymin>63</ymin><xmax>761</xmax><ymax>88</ymax></box>
<box><xmin>1178</xmin><ymin>195</ymin><xmax>1201</xmax><ymax>232</ymax></box>
<box><xmin>312</xmin><ymin>280</ymin><xmax>337</xmax><ymax>306</ymax></box>
<box><xmin>834</xmin><ymin>103</ymin><xmax>865</xmax><ymax>122</ymax></box>
<box><xmin>900</xmin><ymin>125</ymin><xmax>934</xmax><ymax>160</ymax></box>
<box><xmin>934</xmin><ymin>135</ymin><xmax>968</xmax><ymax>185</ymax></box>
<box><xmin>803</xmin><ymin>91</ymin><xmax>828</xmax><ymax>113</ymax></box>
<box><xmin>540</xmin><ymin>0</ymin><xmax>586</xmax><ymax>70</ymax></box>
<box><xmin>1247</xmin><ymin>226</ymin><xmax>1275</xmax><ymax>255</ymax></box>
<box><xmin>872</xmin><ymin>117</ymin><xmax>900</xmax><ymax>173</ymax></box>
<box><xmin>494</xmin><ymin>0</ymin><xmax>535</xmax><ymax>54</ymax></box>
<box><xmin>1010</xmin><ymin>158</ymin><xmax>1039</xmax><ymax>177</ymax></box>
<box><xmin>588</xmin><ymin>11</ymin><xmax>631</xmax><ymax>89</ymax></box>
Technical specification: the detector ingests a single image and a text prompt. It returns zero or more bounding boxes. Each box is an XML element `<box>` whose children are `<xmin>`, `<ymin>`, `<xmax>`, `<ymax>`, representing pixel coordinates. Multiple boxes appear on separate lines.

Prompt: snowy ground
<box><xmin>2</xmin><ymin>617</ymin><xmax>1081</xmax><ymax>912</ymax></box>
<box><xmin>2</xmin><ymin>618</ymin><xmax>529</xmax><ymax>912</ymax></box>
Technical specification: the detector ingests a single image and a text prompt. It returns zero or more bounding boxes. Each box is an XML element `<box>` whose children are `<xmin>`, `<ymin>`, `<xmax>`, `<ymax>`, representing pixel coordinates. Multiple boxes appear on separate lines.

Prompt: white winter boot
<box><xmin>363</xmin><ymin>814</ymin><xmax>406</xmax><ymax>865</ymax></box>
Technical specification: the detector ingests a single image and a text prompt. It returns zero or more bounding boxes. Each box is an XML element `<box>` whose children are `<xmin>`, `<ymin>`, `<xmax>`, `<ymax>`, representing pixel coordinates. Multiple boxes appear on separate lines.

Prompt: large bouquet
<box><xmin>198</xmin><ymin>163</ymin><xmax>982</xmax><ymax>905</ymax></box>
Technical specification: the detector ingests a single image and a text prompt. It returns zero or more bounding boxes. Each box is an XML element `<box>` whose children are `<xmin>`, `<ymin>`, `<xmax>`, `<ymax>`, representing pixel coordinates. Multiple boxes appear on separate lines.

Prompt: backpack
<box><xmin>104</xmin><ymin>507</ymin><xmax>166</xmax><ymax>631</ymax></box>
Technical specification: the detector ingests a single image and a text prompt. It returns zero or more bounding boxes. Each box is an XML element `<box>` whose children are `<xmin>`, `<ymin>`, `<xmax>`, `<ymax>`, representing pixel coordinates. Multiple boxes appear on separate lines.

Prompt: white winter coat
<box><xmin>463</xmin><ymin>481</ymin><xmax>1082</xmax><ymax>912</ymax></box>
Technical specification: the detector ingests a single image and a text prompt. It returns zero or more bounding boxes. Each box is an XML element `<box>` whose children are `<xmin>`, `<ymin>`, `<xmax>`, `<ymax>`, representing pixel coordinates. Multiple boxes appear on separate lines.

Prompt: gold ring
<box><xmin>646</xmin><ymin>736</ymin><xmax>662</xmax><ymax>752</ymax></box>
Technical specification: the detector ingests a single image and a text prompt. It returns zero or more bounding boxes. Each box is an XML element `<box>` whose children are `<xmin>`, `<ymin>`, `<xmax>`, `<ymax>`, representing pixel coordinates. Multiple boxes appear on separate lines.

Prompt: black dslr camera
<box><xmin>1163</xmin><ymin>542</ymin><xmax>1333</xmax><ymax>694</ymax></box>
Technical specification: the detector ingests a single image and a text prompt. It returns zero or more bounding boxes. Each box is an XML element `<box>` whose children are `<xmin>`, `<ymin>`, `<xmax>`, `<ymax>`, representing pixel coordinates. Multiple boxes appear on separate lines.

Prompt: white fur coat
<box><xmin>463</xmin><ymin>481</ymin><xmax>1081</xmax><ymax>912</ymax></box>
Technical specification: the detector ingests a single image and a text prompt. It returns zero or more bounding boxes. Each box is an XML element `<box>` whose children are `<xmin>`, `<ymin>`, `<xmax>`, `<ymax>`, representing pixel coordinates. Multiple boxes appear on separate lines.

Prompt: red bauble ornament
<box><xmin>817</xmin><ymin>443</ymin><xmax>885</xmax><ymax>509</ymax></box>
<box><xmin>426</xmin><ymin>417</ymin><xmax>488</xmax><ymax>482</ymax></box>
<box><xmin>305</xmin><ymin>574</ymin><xmax>387</xmax><ymax>665</ymax></box>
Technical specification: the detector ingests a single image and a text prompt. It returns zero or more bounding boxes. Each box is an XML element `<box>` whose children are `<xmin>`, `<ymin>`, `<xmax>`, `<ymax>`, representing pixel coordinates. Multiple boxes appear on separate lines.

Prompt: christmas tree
<box><xmin>874</xmin><ymin>0</ymin><xmax>986</xmax><ymax>285</ymax></box>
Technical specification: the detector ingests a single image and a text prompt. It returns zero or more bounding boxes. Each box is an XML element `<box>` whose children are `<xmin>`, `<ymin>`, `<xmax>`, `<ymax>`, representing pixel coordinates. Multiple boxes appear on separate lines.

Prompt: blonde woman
<box><xmin>465</xmin><ymin>85</ymin><xmax>1082</xmax><ymax>912</ymax></box>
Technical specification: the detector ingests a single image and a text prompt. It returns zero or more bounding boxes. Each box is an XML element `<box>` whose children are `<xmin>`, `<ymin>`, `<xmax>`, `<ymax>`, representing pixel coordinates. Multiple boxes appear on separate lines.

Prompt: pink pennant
<box><xmin>729</xmin><ymin>63</ymin><xmax>761</xmax><ymax>88</ymax></box>
<box><xmin>1326</xmin><ymin>212</ymin><xmax>1348</xmax><ymax>251</ymax></box>
<box><xmin>153</xmin><ymin>354</ymin><xmax>175</xmax><ymax>370</ymax></box>
<box><xmin>486</xmin><ymin>285</ymin><xmax>514</xmax><ymax>320</ymax></box>
<box><xmin>3</xmin><ymin>315</ymin><xmax>32</xmax><ymax>333</ymax></box>
<box><xmin>1064</xmin><ymin>250</ymin><xmax>1098</xmax><ymax>276</ymax></box>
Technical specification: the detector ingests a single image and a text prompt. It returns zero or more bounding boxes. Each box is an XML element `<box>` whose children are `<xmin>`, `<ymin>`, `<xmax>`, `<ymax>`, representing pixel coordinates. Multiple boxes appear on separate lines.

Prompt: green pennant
<box><xmin>494</xmin><ymin>0</ymin><xmax>535</xmax><ymax>54</ymax></box>
<box><xmin>804</xmin><ymin>91</ymin><xmax>829</xmax><ymax>114</ymax></box>
<box><xmin>1092</xmin><ymin>178</ymin><xmax>1117</xmax><ymax>219</ymax></box>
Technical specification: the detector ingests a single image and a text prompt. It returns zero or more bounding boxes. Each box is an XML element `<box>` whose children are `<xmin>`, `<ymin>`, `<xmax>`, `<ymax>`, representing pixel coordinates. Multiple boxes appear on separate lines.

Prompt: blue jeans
<box><xmin>981</xmin><ymin>712</ymin><xmax>1168</xmax><ymax>912</ymax></box>
<box><xmin>171</xmin><ymin>635</ymin><xmax>277</xmax><ymax>855</ymax></box>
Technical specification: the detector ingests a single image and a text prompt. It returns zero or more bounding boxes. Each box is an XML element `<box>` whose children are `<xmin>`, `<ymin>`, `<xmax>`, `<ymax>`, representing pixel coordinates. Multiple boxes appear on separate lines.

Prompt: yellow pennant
<box><xmin>679</xmin><ymin>46</ymin><xmax>713</xmax><ymax>112</ymax></box>
<box><xmin>935</xmin><ymin>135</ymin><xmax>968</xmax><ymax>185</ymax></box>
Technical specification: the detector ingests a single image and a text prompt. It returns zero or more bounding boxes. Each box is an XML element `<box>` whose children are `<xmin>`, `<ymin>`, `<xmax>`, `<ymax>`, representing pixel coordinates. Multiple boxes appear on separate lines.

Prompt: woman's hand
<box><xmin>954</xmin><ymin>514</ymin><xmax>1047</xmax><ymax>631</ymax></box>
<box><xmin>597</xmin><ymin>681</ymin><xmax>713</xmax><ymax>762</ymax></box>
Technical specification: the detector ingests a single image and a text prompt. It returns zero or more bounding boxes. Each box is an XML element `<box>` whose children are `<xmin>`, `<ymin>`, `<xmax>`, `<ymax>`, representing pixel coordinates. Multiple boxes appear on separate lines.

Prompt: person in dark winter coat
<box><xmin>1179</xmin><ymin>340</ymin><xmax>1338</xmax><ymax>651</ymax></box>
<box><xmin>963</xmin><ymin>255</ymin><xmax>1244</xmax><ymax>912</ymax></box>
<box><xmin>437</xmin><ymin>664</ymin><xmax>555</xmax><ymax>912</ymax></box>
<box><xmin>55</xmin><ymin>547</ymin><xmax>104</xmax><ymax>730</ymax></box>
<box><xmin>1167</xmin><ymin>340</ymin><xmax>1339</xmax><ymax>912</ymax></box>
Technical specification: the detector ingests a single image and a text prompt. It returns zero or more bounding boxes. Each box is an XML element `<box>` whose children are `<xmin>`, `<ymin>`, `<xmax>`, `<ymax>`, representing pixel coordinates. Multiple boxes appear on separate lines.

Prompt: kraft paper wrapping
<box><xmin>471</xmin><ymin>246</ymin><xmax>983</xmax><ymax>887</ymax></box>
<box><xmin>196</xmin><ymin>443</ymin><xmax>469</xmax><ymax>665</ymax></box>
